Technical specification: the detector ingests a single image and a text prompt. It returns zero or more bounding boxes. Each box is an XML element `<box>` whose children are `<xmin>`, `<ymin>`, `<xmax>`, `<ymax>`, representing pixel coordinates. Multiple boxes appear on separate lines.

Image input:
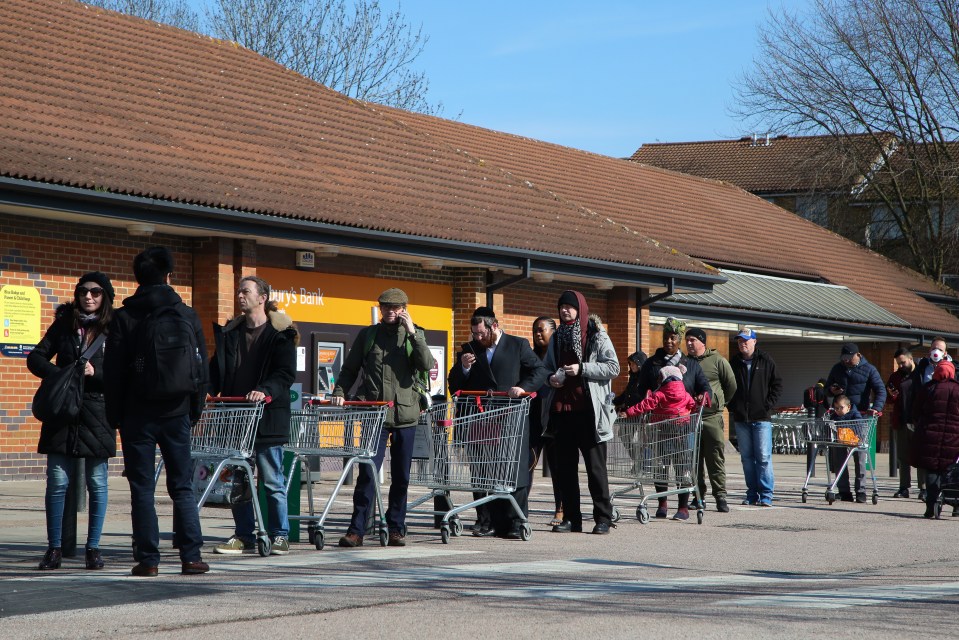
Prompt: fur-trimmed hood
<box><xmin>223</xmin><ymin>309</ymin><xmax>299</xmax><ymax>344</ymax></box>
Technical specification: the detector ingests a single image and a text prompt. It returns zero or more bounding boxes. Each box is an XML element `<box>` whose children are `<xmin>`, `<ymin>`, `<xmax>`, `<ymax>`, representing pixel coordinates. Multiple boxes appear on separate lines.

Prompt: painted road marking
<box><xmin>714</xmin><ymin>581</ymin><xmax>959</xmax><ymax>609</ymax></box>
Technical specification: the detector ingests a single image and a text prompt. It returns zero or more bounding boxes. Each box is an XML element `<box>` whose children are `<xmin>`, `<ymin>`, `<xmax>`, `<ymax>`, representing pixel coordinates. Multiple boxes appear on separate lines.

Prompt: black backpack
<box><xmin>133</xmin><ymin>304</ymin><xmax>201</xmax><ymax>399</ymax></box>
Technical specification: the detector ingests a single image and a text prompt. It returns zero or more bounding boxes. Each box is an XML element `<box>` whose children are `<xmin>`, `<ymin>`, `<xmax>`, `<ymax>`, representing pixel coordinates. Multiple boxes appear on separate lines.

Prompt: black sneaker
<box><xmin>856</xmin><ymin>493</ymin><xmax>868</xmax><ymax>504</ymax></box>
<box><xmin>551</xmin><ymin>520</ymin><xmax>582</xmax><ymax>533</ymax></box>
<box><xmin>591</xmin><ymin>522</ymin><xmax>613</xmax><ymax>534</ymax></box>
<box><xmin>893</xmin><ymin>488</ymin><xmax>910</xmax><ymax>499</ymax></box>
<box><xmin>716</xmin><ymin>498</ymin><xmax>730</xmax><ymax>513</ymax></box>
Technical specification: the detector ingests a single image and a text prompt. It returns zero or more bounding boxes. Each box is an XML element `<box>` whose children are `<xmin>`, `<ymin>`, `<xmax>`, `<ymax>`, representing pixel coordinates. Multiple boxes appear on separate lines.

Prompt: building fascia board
<box><xmin>0</xmin><ymin>177</ymin><xmax>723</xmax><ymax>293</ymax></box>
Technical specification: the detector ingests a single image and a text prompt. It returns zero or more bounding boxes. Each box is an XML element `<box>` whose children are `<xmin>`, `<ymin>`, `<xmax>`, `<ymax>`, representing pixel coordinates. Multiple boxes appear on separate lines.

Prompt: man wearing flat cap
<box><xmin>825</xmin><ymin>342</ymin><xmax>885</xmax><ymax>503</ymax></box>
<box><xmin>331</xmin><ymin>287</ymin><xmax>435</xmax><ymax>547</ymax></box>
<box><xmin>448</xmin><ymin>306</ymin><xmax>549</xmax><ymax>538</ymax></box>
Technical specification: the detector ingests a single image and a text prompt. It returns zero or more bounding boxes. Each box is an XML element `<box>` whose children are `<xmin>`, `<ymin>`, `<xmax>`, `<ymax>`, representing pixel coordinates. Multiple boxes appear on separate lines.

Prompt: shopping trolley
<box><xmin>771</xmin><ymin>408</ymin><xmax>810</xmax><ymax>454</ymax></box>
<box><xmin>406</xmin><ymin>402</ymin><xmax>464</xmax><ymax>537</ymax></box>
<box><xmin>151</xmin><ymin>397</ymin><xmax>271</xmax><ymax>556</ymax></box>
<box><xmin>411</xmin><ymin>390</ymin><xmax>532</xmax><ymax>544</ymax></box>
<box><xmin>800</xmin><ymin>416</ymin><xmax>879</xmax><ymax>505</ymax></box>
<box><xmin>607</xmin><ymin>407</ymin><xmax>705</xmax><ymax>525</ymax></box>
<box><xmin>286</xmin><ymin>400</ymin><xmax>392</xmax><ymax>550</ymax></box>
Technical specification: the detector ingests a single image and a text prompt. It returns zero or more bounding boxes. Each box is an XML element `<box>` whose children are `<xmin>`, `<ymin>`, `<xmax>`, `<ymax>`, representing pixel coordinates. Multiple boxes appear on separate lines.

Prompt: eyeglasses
<box><xmin>76</xmin><ymin>287</ymin><xmax>104</xmax><ymax>298</ymax></box>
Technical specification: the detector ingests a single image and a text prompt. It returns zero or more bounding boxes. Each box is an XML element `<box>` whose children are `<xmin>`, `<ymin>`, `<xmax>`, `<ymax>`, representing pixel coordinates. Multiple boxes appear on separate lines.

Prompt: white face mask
<box><xmin>931</xmin><ymin>348</ymin><xmax>945</xmax><ymax>363</ymax></box>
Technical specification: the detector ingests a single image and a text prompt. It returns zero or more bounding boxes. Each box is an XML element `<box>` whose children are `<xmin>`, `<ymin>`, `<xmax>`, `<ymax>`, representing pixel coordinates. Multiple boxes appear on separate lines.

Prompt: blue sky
<box><xmin>398</xmin><ymin>1</ymin><xmax>806</xmax><ymax>157</ymax></box>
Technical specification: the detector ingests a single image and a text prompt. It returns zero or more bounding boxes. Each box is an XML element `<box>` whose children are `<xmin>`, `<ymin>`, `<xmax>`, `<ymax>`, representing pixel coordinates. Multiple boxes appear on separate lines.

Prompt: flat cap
<box><xmin>377</xmin><ymin>288</ymin><xmax>409</xmax><ymax>305</ymax></box>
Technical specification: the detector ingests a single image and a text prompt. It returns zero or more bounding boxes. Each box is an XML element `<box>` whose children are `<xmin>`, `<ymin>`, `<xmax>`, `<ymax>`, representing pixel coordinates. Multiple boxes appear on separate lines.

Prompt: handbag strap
<box><xmin>79</xmin><ymin>332</ymin><xmax>107</xmax><ymax>362</ymax></box>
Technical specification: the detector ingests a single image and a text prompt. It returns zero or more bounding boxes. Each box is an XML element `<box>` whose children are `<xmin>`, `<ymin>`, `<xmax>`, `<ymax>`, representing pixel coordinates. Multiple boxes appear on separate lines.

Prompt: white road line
<box><xmin>714</xmin><ymin>581</ymin><xmax>959</xmax><ymax>609</ymax></box>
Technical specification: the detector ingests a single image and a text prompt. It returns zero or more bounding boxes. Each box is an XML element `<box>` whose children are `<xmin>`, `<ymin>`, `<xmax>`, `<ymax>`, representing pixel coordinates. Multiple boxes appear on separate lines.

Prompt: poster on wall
<box><xmin>428</xmin><ymin>346</ymin><xmax>446</xmax><ymax>398</ymax></box>
<box><xmin>0</xmin><ymin>284</ymin><xmax>41</xmax><ymax>357</ymax></box>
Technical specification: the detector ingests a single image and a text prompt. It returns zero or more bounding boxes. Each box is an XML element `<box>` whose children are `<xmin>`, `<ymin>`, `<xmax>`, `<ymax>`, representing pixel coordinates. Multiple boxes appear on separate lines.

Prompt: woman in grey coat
<box><xmin>541</xmin><ymin>290</ymin><xmax>620</xmax><ymax>534</ymax></box>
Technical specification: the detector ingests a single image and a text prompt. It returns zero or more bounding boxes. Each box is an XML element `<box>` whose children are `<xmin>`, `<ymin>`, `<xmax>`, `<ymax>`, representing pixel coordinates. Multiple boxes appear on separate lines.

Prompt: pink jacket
<box><xmin>625</xmin><ymin>379</ymin><xmax>697</xmax><ymax>418</ymax></box>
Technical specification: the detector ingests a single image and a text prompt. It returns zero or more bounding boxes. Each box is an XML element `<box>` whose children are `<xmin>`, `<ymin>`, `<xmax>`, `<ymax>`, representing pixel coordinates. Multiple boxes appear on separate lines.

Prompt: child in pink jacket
<box><xmin>625</xmin><ymin>365</ymin><xmax>697</xmax><ymax>418</ymax></box>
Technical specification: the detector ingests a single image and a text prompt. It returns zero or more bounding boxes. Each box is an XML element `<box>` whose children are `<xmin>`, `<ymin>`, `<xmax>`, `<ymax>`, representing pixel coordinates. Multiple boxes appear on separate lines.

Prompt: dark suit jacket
<box><xmin>448</xmin><ymin>332</ymin><xmax>548</xmax><ymax>395</ymax></box>
<box><xmin>447</xmin><ymin>332</ymin><xmax>549</xmax><ymax>490</ymax></box>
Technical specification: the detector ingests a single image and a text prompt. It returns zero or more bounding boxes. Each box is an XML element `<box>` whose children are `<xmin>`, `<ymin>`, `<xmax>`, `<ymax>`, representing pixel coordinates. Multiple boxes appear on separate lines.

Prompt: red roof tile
<box><xmin>630</xmin><ymin>134</ymin><xmax>893</xmax><ymax>194</ymax></box>
<box><xmin>0</xmin><ymin>0</ymin><xmax>709</xmax><ymax>277</ymax></box>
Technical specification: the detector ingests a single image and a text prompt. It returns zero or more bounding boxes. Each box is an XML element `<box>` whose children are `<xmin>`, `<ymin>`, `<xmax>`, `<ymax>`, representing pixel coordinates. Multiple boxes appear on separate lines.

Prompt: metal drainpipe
<box><xmin>485</xmin><ymin>259</ymin><xmax>531</xmax><ymax>309</ymax></box>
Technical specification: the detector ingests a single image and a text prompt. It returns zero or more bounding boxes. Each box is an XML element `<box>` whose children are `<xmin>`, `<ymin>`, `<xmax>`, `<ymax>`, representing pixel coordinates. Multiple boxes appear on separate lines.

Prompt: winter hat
<box><xmin>377</xmin><ymin>288</ymin><xmax>408</xmax><ymax>305</ymax></box>
<box><xmin>77</xmin><ymin>271</ymin><xmax>115</xmax><ymax>304</ymax></box>
<box><xmin>557</xmin><ymin>290</ymin><xmax>580</xmax><ymax>312</ymax></box>
<box><xmin>933</xmin><ymin>360</ymin><xmax>955</xmax><ymax>381</ymax></box>
<box><xmin>628</xmin><ymin>351</ymin><xmax>648</xmax><ymax>367</ymax></box>
<box><xmin>659</xmin><ymin>364</ymin><xmax>686</xmax><ymax>382</ymax></box>
<box><xmin>663</xmin><ymin>317</ymin><xmax>686</xmax><ymax>337</ymax></box>
<box><xmin>686</xmin><ymin>327</ymin><xmax>707</xmax><ymax>345</ymax></box>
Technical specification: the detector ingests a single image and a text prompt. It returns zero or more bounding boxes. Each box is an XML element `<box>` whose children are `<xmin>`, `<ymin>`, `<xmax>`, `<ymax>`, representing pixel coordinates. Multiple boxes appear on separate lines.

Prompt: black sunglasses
<box><xmin>76</xmin><ymin>287</ymin><xmax>104</xmax><ymax>298</ymax></box>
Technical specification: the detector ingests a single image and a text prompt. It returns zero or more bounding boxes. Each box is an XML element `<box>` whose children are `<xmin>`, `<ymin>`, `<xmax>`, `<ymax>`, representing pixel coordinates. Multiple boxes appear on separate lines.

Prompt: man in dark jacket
<box><xmin>728</xmin><ymin>328</ymin><xmax>782</xmax><ymax>507</ymax></box>
<box><xmin>825</xmin><ymin>342</ymin><xmax>885</xmax><ymax>503</ymax></box>
<box><xmin>886</xmin><ymin>348</ymin><xmax>918</xmax><ymax>498</ymax></box>
<box><xmin>635</xmin><ymin>317</ymin><xmax>711</xmax><ymax>520</ymax></box>
<box><xmin>211</xmin><ymin>276</ymin><xmax>297</xmax><ymax>557</ymax></box>
<box><xmin>448</xmin><ymin>306</ymin><xmax>548</xmax><ymax>539</ymax></box>
<box><xmin>104</xmin><ymin>246</ymin><xmax>209</xmax><ymax>577</ymax></box>
<box><xmin>332</xmin><ymin>288</ymin><xmax>435</xmax><ymax>548</ymax></box>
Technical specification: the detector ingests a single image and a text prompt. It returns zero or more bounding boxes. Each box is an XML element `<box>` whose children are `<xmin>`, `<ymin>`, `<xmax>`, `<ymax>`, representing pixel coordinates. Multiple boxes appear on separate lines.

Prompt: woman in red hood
<box><xmin>624</xmin><ymin>365</ymin><xmax>697</xmax><ymax>418</ymax></box>
<box><xmin>913</xmin><ymin>360</ymin><xmax>959</xmax><ymax>518</ymax></box>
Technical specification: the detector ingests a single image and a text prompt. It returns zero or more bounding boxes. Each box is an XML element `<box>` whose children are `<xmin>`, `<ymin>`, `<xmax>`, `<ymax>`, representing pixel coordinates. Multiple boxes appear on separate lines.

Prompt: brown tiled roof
<box><xmin>630</xmin><ymin>134</ymin><xmax>893</xmax><ymax>194</ymax></box>
<box><xmin>0</xmin><ymin>0</ymin><xmax>709</xmax><ymax>277</ymax></box>
<box><xmin>373</xmin><ymin>112</ymin><xmax>959</xmax><ymax>334</ymax></box>
<box><xmin>2</xmin><ymin>0</ymin><xmax>958</xmax><ymax>335</ymax></box>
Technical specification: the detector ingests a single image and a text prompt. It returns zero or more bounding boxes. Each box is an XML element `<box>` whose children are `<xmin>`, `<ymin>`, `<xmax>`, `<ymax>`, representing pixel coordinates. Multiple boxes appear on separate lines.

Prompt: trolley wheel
<box><xmin>611</xmin><ymin>506</ymin><xmax>621</xmax><ymax>523</ymax></box>
<box><xmin>696</xmin><ymin>510</ymin><xmax>704</xmax><ymax>525</ymax></box>
<box><xmin>315</xmin><ymin>531</ymin><xmax>325</xmax><ymax>551</ymax></box>
<box><xmin>379</xmin><ymin>529</ymin><xmax>388</xmax><ymax>547</ymax></box>
<box><xmin>450</xmin><ymin>518</ymin><xmax>464</xmax><ymax>537</ymax></box>
<box><xmin>872</xmin><ymin>493</ymin><xmax>878</xmax><ymax>505</ymax></box>
<box><xmin>826</xmin><ymin>491</ymin><xmax>835</xmax><ymax>505</ymax></box>
<box><xmin>307</xmin><ymin>524</ymin><xmax>318</xmax><ymax>546</ymax></box>
<box><xmin>257</xmin><ymin>536</ymin><xmax>271</xmax><ymax>557</ymax></box>
<box><xmin>441</xmin><ymin>526</ymin><xmax>450</xmax><ymax>544</ymax></box>
<box><xmin>520</xmin><ymin>523</ymin><xmax>532</xmax><ymax>541</ymax></box>
<box><xmin>637</xmin><ymin>506</ymin><xmax>650</xmax><ymax>524</ymax></box>
<box><xmin>801</xmin><ymin>491</ymin><xmax>807</xmax><ymax>504</ymax></box>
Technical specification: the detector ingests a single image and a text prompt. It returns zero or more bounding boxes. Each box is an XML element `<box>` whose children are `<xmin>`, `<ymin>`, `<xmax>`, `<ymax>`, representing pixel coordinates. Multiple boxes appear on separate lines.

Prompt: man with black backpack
<box><xmin>105</xmin><ymin>246</ymin><xmax>209</xmax><ymax>577</ymax></box>
<box><xmin>331</xmin><ymin>288</ymin><xmax>435</xmax><ymax>548</ymax></box>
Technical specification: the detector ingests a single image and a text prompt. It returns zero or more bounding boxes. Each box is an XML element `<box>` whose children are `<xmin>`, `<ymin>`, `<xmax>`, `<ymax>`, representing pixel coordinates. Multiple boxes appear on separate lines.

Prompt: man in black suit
<box><xmin>448</xmin><ymin>306</ymin><xmax>549</xmax><ymax>538</ymax></box>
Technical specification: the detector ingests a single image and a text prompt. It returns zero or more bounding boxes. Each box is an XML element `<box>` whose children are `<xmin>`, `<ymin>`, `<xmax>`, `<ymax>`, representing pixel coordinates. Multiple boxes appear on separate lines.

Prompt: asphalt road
<box><xmin>1</xmin><ymin>453</ymin><xmax>956</xmax><ymax>639</ymax></box>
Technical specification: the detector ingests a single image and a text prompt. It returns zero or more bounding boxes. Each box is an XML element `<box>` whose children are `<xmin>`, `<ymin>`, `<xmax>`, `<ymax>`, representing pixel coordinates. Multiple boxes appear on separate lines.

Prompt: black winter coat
<box><xmin>912</xmin><ymin>378</ymin><xmax>959</xmax><ymax>472</ymax></box>
<box><xmin>209</xmin><ymin>310</ymin><xmax>298</xmax><ymax>445</ymax></box>
<box><xmin>636</xmin><ymin>348</ymin><xmax>711</xmax><ymax>403</ymax></box>
<box><xmin>104</xmin><ymin>285</ymin><xmax>208</xmax><ymax>426</ymax></box>
<box><xmin>728</xmin><ymin>349</ymin><xmax>783</xmax><ymax>422</ymax></box>
<box><xmin>27</xmin><ymin>304</ymin><xmax>116</xmax><ymax>458</ymax></box>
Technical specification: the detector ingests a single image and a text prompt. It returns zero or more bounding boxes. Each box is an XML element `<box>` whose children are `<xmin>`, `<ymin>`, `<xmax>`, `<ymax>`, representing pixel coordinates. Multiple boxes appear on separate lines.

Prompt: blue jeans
<box><xmin>45</xmin><ymin>454</ymin><xmax>109</xmax><ymax>549</ymax></box>
<box><xmin>121</xmin><ymin>414</ymin><xmax>204</xmax><ymax>565</ymax></box>
<box><xmin>348</xmin><ymin>426</ymin><xmax>415</xmax><ymax>536</ymax></box>
<box><xmin>233</xmin><ymin>444</ymin><xmax>288</xmax><ymax>540</ymax></box>
<box><xmin>735</xmin><ymin>421</ymin><xmax>775</xmax><ymax>504</ymax></box>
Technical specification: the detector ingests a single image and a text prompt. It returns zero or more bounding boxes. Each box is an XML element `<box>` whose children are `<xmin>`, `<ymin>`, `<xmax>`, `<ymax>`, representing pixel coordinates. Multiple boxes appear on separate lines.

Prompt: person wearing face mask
<box><xmin>908</xmin><ymin>337</ymin><xmax>955</xmax><ymax>501</ymax></box>
<box><xmin>886</xmin><ymin>348</ymin><xmax>920</xmax><ymax>498</ymax></box>
<box><xmin>28</xmin><ymin>272</ymin><xmax>118</xmax><ymax>571</ymax></box>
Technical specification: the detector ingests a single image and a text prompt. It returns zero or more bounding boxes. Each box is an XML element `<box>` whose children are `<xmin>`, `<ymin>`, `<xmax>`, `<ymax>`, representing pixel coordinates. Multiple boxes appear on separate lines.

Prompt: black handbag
<box><xmin>31</xmin><ymin>333</ymin><xmax>106</xmax><ymax>424</ymax></box>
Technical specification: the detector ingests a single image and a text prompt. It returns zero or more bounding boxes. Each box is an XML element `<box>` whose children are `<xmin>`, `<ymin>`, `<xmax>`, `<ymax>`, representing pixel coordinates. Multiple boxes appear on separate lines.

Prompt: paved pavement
<box><xmin>1</xmin><ymin>449</ymin><xmax>956</xmax><ymax>639</ymax></box>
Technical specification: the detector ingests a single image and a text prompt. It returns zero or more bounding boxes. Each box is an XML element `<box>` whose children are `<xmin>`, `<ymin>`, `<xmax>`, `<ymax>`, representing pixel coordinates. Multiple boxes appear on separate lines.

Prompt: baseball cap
<box><xmin>735</xmin><ymin>328</ymin><xmax>757</xmax><ymax>341</ymax></box>
<box><xmin>840</xmin><ymin>342</ymin><xmax>859</xmax><ymax>356</ymax></box>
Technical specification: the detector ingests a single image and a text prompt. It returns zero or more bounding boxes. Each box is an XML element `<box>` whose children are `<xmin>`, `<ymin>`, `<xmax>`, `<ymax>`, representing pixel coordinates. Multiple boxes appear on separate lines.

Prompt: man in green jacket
<box><xmin>331</xmin><ymin>288</ymin><xmax>435</xmax><ymax>548</ymax></box>
<box><xmin>685</xmin><ymin>327</ymin><xmax>737</xmax><ymax>512</ymax></box>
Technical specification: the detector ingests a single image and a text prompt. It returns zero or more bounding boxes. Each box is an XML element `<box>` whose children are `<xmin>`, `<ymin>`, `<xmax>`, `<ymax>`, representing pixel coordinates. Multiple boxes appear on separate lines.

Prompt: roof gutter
<box><xmin>651</xmin><ymin>300</ymin><xmax>959</xmax><ymax>343</ymax></box>
<box><xmin>0</xmin><ymin>177</ymin><xmax>724</xmax><ymax>292</ymax></box>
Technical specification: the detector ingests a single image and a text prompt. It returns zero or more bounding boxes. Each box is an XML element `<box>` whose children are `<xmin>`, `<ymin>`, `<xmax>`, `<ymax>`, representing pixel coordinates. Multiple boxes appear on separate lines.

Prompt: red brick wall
<box><xmin>0</xmin><ymin>214</ymin><xmax>194</xmax><ymax>479</ymax></box>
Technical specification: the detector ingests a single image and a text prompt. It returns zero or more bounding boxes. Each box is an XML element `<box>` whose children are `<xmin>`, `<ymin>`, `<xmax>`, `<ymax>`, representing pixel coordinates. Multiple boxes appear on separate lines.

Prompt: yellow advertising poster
<box><xmin>0</xmin><ymin>284</ymin><xmax>41</xmax><ymax>357</ymax></box>
<box><xmin>257</xmin><ymin>268</ymin><xmax>452</xmax><ymax>333</ymax></box>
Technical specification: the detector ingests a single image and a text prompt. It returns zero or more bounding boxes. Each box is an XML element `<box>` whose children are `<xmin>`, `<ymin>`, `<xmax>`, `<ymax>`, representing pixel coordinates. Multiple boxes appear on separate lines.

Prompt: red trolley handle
<box><xmin>454</xmin><ymin>390</ymin><xmax>537</xmax><ymax>399</ymax></box>
<box><xmin>308</xmin><ymin>399</ymin><xmax>395</xmax><ymax>407</ymax></box>
<box><xmin>206</xmin><ymin>395</ymin><xmax>273</xmax><ymax>403</ymax></box>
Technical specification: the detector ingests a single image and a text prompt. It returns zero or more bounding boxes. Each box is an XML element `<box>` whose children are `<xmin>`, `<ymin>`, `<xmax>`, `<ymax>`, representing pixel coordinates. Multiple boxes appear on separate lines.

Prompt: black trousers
<box><xmin>550</xmin><ymin>409</ymin><xmax>612</xmax><ymax>525</ymax></box>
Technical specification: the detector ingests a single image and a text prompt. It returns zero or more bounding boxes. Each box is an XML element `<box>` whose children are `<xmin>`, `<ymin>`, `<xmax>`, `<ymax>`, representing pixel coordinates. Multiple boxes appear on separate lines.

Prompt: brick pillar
<box><xmin>606</xmin><ymin>287</ymin><xmax>636</xmax><ymax>394</ymax></box>
<box><xmin>452</xmin><ymin>268</ymin><xmax>487</xmax><ymax>346</ymax></box>
<box><xmin>193</xmin><ymin>238</ymin><xmax>241</xmax><ymax>354</ymax></box>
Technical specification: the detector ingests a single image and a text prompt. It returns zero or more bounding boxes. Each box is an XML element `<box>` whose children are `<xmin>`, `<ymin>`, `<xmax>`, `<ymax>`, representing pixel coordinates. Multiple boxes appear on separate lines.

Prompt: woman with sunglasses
<box><xmin>27</xmin><ymin>272</ymin><xmax>117</xmax><ymax>570</ymax></box>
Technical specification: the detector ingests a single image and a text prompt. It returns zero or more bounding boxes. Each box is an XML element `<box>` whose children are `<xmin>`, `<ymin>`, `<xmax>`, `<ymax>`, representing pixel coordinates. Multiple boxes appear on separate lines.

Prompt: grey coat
<box><xmin>540</xmin><ymin>315</ymin><xmax>620</xmax><ymax>443</ymax></box>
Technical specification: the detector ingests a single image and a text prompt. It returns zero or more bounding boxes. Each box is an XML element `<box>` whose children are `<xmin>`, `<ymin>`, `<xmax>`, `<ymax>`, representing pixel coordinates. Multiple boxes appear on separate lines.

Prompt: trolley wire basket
<box><xmin>800</xmin><ymin>415</ymin><xmax>879</xmax><ymax>505</ymax></box>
